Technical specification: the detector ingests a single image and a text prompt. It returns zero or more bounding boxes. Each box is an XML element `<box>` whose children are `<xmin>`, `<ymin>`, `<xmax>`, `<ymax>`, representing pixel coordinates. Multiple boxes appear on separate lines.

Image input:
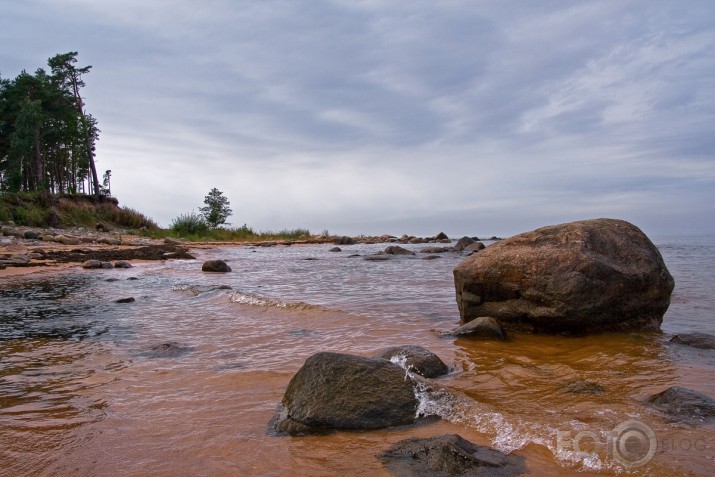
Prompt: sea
<box><xmin>1</xmin><ymin>234</ymin><xmax>714</xmax><ymax>476</ymax></box>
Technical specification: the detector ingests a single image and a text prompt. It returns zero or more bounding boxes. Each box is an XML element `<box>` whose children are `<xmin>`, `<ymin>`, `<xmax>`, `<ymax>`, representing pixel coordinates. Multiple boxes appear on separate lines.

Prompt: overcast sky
<box><xmin>1</xmin><ymin>0</ymin><xmax>714</xmax><ymax>237</ymax></box>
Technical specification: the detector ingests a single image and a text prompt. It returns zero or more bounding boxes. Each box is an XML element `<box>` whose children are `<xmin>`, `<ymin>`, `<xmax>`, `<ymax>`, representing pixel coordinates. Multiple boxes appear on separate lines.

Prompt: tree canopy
<box><xmin>199</xmin><ymin>188</ymin><xmax>232</xmax><ymax>228</ymax></box>
<box><xmin>0</xmin><ymin>52</ymin><xmax>101</xmax><ymax>195</ymax></box>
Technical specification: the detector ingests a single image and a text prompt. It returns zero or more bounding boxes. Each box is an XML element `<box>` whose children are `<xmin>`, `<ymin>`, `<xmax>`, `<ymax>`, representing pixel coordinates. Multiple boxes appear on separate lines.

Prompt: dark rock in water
<box><xmin>463</xmin><ymin>242</ymin><xmax>485</xmax><ymax>253</ymax></box>
<box><xmin>127</xmin><ymin>277</ymin><xmax>139</xmax><ymax>281</ymax></box>
<box><xmin>453</xmin><ymin>236</ymin><xmax>475</xmax><ymax>251</ymax></box>
<box><xmin>648</xmin><ymin>386</ymin><xmax>715</xmax><ymax>423</ymax></box>
<box><xmin>106</xmin><ymin>278</ymin><xmax>120</xmax><ymax>282</ymax></box>
<box><xmin>449</xmin><ymin>317</ymin><xmax>506</xmax><ymax>341</ymax></box>
<box><xmin>434</xmin><ymin>232</ymin><xmax>449</xmax><ymax>241</ymax></box>
<box><xmin>385</xmin><ymin>245</ymin><xmax>416</xmax><ymax>256</ymax></box>
<box><xmin>271</xmin><ymin>352</ymin><xmax>418</xmax><ymax>435</ymax></box>
<box><xmin>115</xmin><ymin>297</ymin><xmax>136</xmax><ymax>303</ymax></box>
<box><xmin>329</xmin><ymin>247</ymin><xmax>342</xmax><ymax>252</ymax></box>
<box><xmin>364</xmin><ymin>254</ymin><xmax>390</xmax><ymax>261</ymax></box>
<box><xmin>562</xmin><ymin>380</ymin><xmax>605</xmax><ymax>394</ymax></box>
<box><xmin>420</xmin><ymin>246</ymin><xmax>449</xmax><ymax>254</ymax></box>
<box><xmin>114</xmin><ymin>260</ymin><xmax>133</xmax><ymax>269</ymax></box>
<box><xmin>372</xmin><ymin>345</ymin><xmax>449</xmax><ymax>378</ymax></box>
<box><xmin>378</xmin><ymin>434</ymin><xmax>525</xmax><ymax>477</ymax></box>
<box><xmin>144</xmin><ymin>342</ymin><xmax>195</xmax><ymax>358</ymax></box>
<box><xmin>335</xmin><ymin>236</ymin><xmax>355</xmax><ymax>245</ymax></box>
<box><xmin>202</xmin><ymin>259</ymin><xmax>232</xmax><ymax>273</ymax></box>
<box><xmin>453</xmin><ymin>218</ymin><xmax>674</xmax><ymax>334</ymax></box>
<box><xmin>422</xmin><ymin>255</ymin><xmax>441</xmax><ymax>260</ymax></box>
<box><xmin>670</xmin><ymin>332</ymin><xmax>715</xmax><ymax>350</ymax></box>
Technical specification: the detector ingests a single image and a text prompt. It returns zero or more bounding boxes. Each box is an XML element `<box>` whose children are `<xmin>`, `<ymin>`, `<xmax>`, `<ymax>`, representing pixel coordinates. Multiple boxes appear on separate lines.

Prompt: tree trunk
<box><xmin>33</xmin><ymin>126</ymin><xmax>45</xmax><ymax>190</ymax></box>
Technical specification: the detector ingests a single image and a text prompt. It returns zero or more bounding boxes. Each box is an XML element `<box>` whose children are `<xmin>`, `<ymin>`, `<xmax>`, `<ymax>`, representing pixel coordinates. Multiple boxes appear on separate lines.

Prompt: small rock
<box><xmin>648</xmin><ymin>386</ymin><xmax>715</xmax><ymax>423</ymax></box>
<box><xmin>329</xmin><ymin>247</ymin><xmax>342</xmax><ymax>252</ymax></box>
<box><xmin>114</xmin><ymin>260</ymin><xmax>133</xmax><ymax>269</ymax></box>
<box><xmin>422</xmin><ymin>255</ymin><xmax>441</xmax><ymax>260</ymax></box>
<box><xmin>144</xmin><ymin>342</ymin><xmax>194</xmax><ymax>358</ymax></box>
<box><xmin>23</xmin><ymin>230</ymin><xmax>40</xmax><ymax>240</ymax></box>
<box><xmin>449</xmin><ymin>316</ymin><xmax>506</xmax><ymax>340</ymax></box>
<box><xmin>9</xmin><ymin>254</ymin><xmax>31</xmax><ymax>264</ymax></box>
<box><xmin>115</xmin><ymin>297</ymin><xmax>136</xmax><ymax>303</ymax></box>
<box><xmin>56</xmin><ymin>235</ymin><xmax>81</xmax><ymax>245</ymax></box>
<box><xmin>453</xmin><ymin>236</ymin><xmax>475</xmax><ymax>251</ymax></box>
<box><xmin>202</xmin><ymin>260</ymin><xmax>232</xmax><ymax>272</ymax></box>
<box><xmin>98</xmin><ymin>237</ymin><xmax>121</xmax><ymax>245</ymax></box>
<box><xmin>100</xmin><ymin>261</ymin><xmax>114</xmax><ymax>269</ymax></box>
<box><xmin>434</xmin><ymin>232</ymin><xmax>449</xmax><ymax>241</ymax></box>
<box><xmin>670</xmin><ymin>332</ymin><xmax>715</xmax><ymax>350</ymax></box>
<box><xmin>384</xmin><ymin>245</ymin><xmax>415</xmax><ymax>256</ymax></box>
<box><xmin>82</xmin><ymin>260</ymin><xmax>103</xmax><ymax>269</ymax></box>
<box><xmin>463</xmin><ymin>241</ymin><xmax>486</xmax><ymax>253</ymax></box>
<box><xmin>378</xmin><ymin>434</ymin><xmax>525</xmax><ymax>477</ymax></box>
<box><xmin>372</xmin><ymin>345</ymin><xmax>449</xmax><ymax>378</ymax></box>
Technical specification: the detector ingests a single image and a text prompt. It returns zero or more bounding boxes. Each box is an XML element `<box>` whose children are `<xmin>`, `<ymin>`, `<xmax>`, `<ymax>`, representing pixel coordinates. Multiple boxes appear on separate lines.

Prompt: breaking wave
<box><xmin>229</xmin><ymin>290</ymin><xmax>324</xmax><ymax>311</ymax></box>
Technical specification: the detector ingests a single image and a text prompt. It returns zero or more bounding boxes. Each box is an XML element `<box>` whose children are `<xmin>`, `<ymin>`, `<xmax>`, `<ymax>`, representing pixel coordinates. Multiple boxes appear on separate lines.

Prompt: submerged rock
<box><xmin>378</xmin><ymin>434</ymin><xmax>525</xmax><ymax>477</ymax></box>
<box><xmin>202</xmin><ymin>259</ymin><xmax>232</xmax><ymax>273</ymax></box>
<box><xmin>421</xmin><ymin>246</ymin><xmax>449</xmax><ymax>254</ymax></box>
<box><xmin>372</xmin><ymin>345</ymin><xmax>449</xmax><ymax>378</ymax></box>
<box><xmin>453</xmin><ymin>218</ymin><xmax>674</xmax><ymax>334</ymax></box>
<box><xmin>364</xmin><ymin>254</ymin><xmax>390</xmax><ymax>261</ymax></box>
<box><xmin>648</xmin><ymin>386</ymin><xmax>715</xmax><ymax>423</ymax></box>
<box><xmin>329</xmin><ymin>247</ymin><xmax>342</xmax><ymax>252</ymax></box>
<box><xmin>562</xmin><ymin>380</ymin><xmax>605</xmax><ymax>394</ymax></box>
<box><xmin>271</xmin><ymin>352</ymin><xmax>418</xmax><ymax>435</ymax></box>
<box><xmin>144</xmin><ymin>342</ymin><xmax>195</xmax><ymax>358</ymax></box>
<box><xmin>449</xmin><ymin>316</ymin><xmax>506</xmax><ymax>341</ymax></box>
<box><xmin>670</xmin><ymin>332</ymin><xmax>715</xmax><ymax>350</ymax></box>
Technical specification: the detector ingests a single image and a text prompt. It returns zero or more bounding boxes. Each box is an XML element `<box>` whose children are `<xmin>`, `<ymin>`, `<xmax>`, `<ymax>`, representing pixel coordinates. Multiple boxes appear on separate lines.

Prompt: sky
<box><xmin>1</xmin><ymin>0</ymin><xmax>714</xmax><ymax>237</ymax></box>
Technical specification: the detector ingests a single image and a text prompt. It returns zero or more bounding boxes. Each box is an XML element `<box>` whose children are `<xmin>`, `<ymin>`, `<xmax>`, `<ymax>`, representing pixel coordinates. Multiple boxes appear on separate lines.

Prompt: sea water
<box><xmin>1</xmin><ymin>235</ymin><xmax>713</xmax><ymax>476</ymax></box>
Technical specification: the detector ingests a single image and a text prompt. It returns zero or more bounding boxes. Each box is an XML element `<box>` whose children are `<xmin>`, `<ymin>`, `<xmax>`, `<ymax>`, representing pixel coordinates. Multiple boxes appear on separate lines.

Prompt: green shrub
<box><xmin>171</xmin><ymin>212</ymin><xmax>208</xmax><ymax>235</ymax></box>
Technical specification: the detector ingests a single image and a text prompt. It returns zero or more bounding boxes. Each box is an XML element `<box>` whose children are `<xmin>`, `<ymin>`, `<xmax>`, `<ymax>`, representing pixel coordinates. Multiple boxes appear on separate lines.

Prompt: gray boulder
<box><xmin>449</xmin><ymin>316</ymin><xmax>506</xmax><ymax>340</ymax></box>
<box><xmin>23</xmin><ymin>230</ymin><xmax>40</xmax><ymax>240</ymax></box>
<box><xmin>670</xmin><ymin>332</ymin><xmax>715</xmax><ymax>350</ymax></box>
<box><xmin>372</xmin><ymin>345</ymin><xmax>449</xmax><ymax>378</ymax></box>
<box><xmin>420</xmin><ymin>246</ymin><xmax>449</xmax><ymax>254</ymax></box>
<box><xmin>335</xmin><ymin>236</ymin><xmax>355</xmax><ymax>245</ymax></box>
<box><xmin>82</xmin><ymin>260</ymin><xmax>103</xmax><ymax>269</ymax></box>
<box><xmin>114</xmin><ymin>260</ymin><xmax>133</xmax><ymax>269</ymax></box>
<box><xmin>202</xmin><ymin>260</ymin><xmax>232</xmax><ymax>272</ymax></box>
<box><xmin>434</xmin><ymin>232</ymin><xmax>449</xmax><ymax>240</ymax></box>
<box><xmin>648</xmin><ymin>386</ymin><xmax>715</xmax><ymax>423</ymax></box>
<box><xmin>453</xmin><ymin>236</ymin><xmax>475</xmax><ymax>251</ymax></box>
<box><xmin>453</xmin><ymin>219</ymin><xmax>674</xmax><ymax>334</ymax></box>
<box><xmin>272</xmin><ymin>352</ymin><xmax>418</xmax><ymax>435</ymax></box>
<box><xmin>378</xmin><ymin>434</ymin><xmax>525</xmax><ymax>477</ymax></box>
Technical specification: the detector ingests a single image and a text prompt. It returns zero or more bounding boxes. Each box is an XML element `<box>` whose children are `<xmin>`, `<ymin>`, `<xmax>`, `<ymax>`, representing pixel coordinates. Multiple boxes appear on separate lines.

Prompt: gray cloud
<box><xmin>1</xmin><ymin>0</ymin><xmax>713</xmax><ymax>236</ymax></box>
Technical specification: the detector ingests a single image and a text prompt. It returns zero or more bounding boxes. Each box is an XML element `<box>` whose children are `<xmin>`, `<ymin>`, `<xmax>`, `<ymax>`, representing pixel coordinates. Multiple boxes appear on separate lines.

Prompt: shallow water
<box><xmin>1</xmin><ymin>235</ymin><xmax>714</xmax><ymax>476</ymax></box>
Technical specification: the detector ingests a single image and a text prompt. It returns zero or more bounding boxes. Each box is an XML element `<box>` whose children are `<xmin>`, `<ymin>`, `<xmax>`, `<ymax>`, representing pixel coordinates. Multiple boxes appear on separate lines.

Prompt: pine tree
<box><xmin>199</xmin><ymin>188</ymin><xmax>232</xmax><ymax>228</ymax></box>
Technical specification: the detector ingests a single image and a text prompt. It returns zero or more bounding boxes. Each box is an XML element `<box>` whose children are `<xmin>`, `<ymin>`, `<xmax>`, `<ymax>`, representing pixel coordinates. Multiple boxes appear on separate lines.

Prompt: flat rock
<box><xmin>271</xmin><ymin>352</ymin><xmax>418</xmax><ymax>435</ymax></box>
<box><xmin>453</xmin><ymin>219</ymin><xmax>674</xmax><ymax>334</ymax></box>
<box><xmin>420</xmin><ymin>247</ymin><xmax>449</xmax><ymax>254</ymax></box>
<box><xmin>378</xmin><ymin>434</ymin><xmax>525</xmax><ymax>477</ymax></box>
<box><xmin>115</xmin><ymin>297</ymin><xmax>136</xmax><ymax>304</ymax></box>
<box><xmin>372</xmin><ymin>345</ymin><xmax>449</xmax><ymax>378</ymax></box>
<box><xmin>364</xmin><ymin>254</ymin><xmax>390</xmax><ymax>261</ymax></box>
<box><xmin>670</xmin><ymin>332</ymin><xmax>715</xmax><ymax>350</ymax></box>
<box><xmin>648</xmin><ymin>386</ymin><xmax>715</xmax><ymax>423</ymax></box>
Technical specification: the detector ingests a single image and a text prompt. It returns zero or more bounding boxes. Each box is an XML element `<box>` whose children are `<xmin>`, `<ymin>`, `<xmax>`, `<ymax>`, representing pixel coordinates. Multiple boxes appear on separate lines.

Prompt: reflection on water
<box><xmin>0</xmin><ymin>236</ymin><xmax>714</xmax><ymax>476</ymax></box>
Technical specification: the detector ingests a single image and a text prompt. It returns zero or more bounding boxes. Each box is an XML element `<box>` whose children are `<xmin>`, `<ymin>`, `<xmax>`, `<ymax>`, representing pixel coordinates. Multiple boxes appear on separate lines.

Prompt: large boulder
<box><xmin>371</xmin><ymin>345</ymin><xmax>449</xmax><ymax>378</ymax></box>
<box><xmin>453</xmin><ymin>236</ymin><xmax>475</xmax><ymax>251</ymax></box>
<box><xmin>378</xmin><ymin>434</ymin><xmax>525</xmax><ymax>477</ymax></box>
<box><xmin>453</xmin><ymin>219</ymin><xmax>674</xmax><ymax>334</ymax></box>
<box><xmin>272</xmin><ymin>352</ymin><xmax>418</xmax><ymax>435</ymax></box>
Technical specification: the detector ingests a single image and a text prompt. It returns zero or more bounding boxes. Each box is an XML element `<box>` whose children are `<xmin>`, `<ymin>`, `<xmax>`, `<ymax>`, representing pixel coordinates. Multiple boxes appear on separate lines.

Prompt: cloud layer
<box><xmin>2</xmin><ymin>0</ymin><xmax>713</xmax><ymax>236</ymax></box>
